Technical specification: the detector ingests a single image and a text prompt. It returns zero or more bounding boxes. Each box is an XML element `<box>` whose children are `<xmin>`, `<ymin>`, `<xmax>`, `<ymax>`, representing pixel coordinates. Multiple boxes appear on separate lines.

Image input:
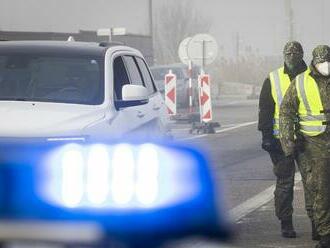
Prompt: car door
<box><xmin>107</xmin><ymin>55</ymin><xmax>148</xmax><ymax>138</ymax></box>
<box><xmin>134</xmin><ymin>56</ymin><xmax>169</xmax><ymax>138</ymax></box>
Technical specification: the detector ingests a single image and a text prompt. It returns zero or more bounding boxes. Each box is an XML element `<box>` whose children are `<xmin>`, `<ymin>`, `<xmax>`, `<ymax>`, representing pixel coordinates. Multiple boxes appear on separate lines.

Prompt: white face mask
<box><xmin>315</xmin><ymin>61</ymin><xmax>330</xmax><ymax>76</ymax></box>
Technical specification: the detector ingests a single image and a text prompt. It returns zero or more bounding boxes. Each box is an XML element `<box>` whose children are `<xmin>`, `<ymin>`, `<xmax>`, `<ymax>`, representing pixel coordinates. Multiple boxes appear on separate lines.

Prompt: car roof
<box><xmin>0</xmin><ymin>40</ymin><xmax>132</xmax><ymax>57</ymax></box>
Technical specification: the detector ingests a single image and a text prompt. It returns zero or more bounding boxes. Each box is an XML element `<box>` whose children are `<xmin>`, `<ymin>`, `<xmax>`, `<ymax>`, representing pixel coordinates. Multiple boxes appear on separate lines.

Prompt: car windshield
<box><xmin>0</xmin><ymin>54</ymin><xmax>104</xmax><ymax>105</ymax></box>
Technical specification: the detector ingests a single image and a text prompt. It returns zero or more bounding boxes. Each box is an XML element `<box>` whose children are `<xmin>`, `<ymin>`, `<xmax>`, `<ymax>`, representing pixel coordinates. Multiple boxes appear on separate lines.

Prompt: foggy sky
<box><xmin>0</xmin><ymin>0</ymin><xmax>328</xmax><ymax>61</ymax></box>
<box><xmin>158</xmin><ymin>0</ymin><xmax>328</xmax><ymax>61</ymax></box>
<box><xmin>0</xmin><ymin>0</ymin><xmax>150</xmax><ymax>35</ymax></box>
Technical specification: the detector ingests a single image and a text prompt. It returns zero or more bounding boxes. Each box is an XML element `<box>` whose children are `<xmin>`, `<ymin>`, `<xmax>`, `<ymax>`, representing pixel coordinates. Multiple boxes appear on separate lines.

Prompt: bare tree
<box><xmin>153</xmin><ymin>0</ymin><xmax>211</xmax><ymax>65</ymax></box>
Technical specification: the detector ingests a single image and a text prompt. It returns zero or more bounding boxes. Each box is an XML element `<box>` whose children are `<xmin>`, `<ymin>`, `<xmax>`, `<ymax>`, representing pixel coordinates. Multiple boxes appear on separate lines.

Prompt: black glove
<box><xmin>273</xmin><ymin>155</ymin><xmax>295</xmax><ymax>178</ymax></box>
<box><xmin>262</xmin><ymin>136</ymin><xmax>284</xmax><ymax>153</ymax></box>
<box><xmin>262</xmin><ymin>138</ymin><xmax>277</xmax><ymax>153</ymax></box>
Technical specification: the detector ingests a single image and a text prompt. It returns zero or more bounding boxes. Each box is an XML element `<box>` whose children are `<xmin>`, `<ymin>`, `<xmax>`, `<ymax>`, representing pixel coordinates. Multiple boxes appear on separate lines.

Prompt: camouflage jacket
<box><xmin>279</xmin><ymin>64</ymin><xmax>330</xmax><ymax>158</ymax></box>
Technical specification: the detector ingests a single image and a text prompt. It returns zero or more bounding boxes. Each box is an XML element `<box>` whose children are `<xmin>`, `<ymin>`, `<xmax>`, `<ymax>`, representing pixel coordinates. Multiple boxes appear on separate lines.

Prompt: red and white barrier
<box><xmin>165</xmin><ymin>70</ymin><xmax>177</xmax><ymax>115</ymax></box>
<box><xmin>198</xmin><ymin>73</ymin><xmax>213</xmax><ymax>123</ymax></box>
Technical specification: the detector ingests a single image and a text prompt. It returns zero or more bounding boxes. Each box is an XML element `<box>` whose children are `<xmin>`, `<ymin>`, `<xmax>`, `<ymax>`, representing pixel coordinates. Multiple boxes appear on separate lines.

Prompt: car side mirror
<box><xmin>122</xmin><ymin>84</ymin><xmax>148</xmax><ymax>101</ymax></box>
<box><xmin>115</xmin><ymin>84</ymin><xmax>149</xmax><ymax>109</ymax></box>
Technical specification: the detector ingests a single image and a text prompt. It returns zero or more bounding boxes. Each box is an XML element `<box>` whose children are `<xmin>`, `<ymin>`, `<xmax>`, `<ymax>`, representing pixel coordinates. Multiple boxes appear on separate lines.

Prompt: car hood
<box><xmin>0</xmin><ymin>102</ymin><xmax>106</xmax><ymax>138</ymax></box>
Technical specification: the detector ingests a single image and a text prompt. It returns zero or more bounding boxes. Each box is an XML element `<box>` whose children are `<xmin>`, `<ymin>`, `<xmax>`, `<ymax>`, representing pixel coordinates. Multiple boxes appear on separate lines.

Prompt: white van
<box><xmin>0</xmin><ymin>41</ymin><xmax>169</xmax><ymax>142</ymax></box>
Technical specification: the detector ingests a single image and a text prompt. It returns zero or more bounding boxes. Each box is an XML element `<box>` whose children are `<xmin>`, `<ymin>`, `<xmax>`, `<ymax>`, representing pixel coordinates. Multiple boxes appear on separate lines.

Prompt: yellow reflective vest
<box><xmin>269</xmin><ymin>67</ymin><xmax>291</xmax><ymax>138</ymax></box>
<box><xmin>295</xmin><ymin>69</ymin><xmax>326</xmax><ymax>136</ymax></box>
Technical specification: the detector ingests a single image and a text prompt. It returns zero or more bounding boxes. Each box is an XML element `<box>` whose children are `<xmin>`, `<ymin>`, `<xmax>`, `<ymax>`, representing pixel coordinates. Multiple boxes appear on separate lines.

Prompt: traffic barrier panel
<box><xmin>198</xmin><ymin>74</ymin><xmax>213</xmax><ymax>123</ymax></box>
<box><xmin>165</xmin><ymin>70</ymin><xmax>177</xmax><ymax>115</ymax></box>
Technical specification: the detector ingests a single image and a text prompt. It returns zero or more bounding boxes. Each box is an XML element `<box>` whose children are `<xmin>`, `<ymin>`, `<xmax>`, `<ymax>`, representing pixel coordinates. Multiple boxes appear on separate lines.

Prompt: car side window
<box><xmin>113</xmin><ymin>56</ymin><xmax>130</xmax><ymax>100</ymax></box>
<box><xmin>123</xmin><ymin>56</ymin><xmax>143</xmax><ymax>86</ymax></box>
<box><xmin>136</xmin><ymin>57</ymin><xmax>156</xmax><ymax>95</ymax></box>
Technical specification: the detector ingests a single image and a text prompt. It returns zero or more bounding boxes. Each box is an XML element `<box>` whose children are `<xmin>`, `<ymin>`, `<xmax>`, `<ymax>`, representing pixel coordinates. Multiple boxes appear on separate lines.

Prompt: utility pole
<box><xmin>285</xmin><ymin>0</ymin><xmax>294</xmax><ymax>41</ymax></box>
<box><xmin>235</xmin><ymin>32</ymin><xmax>240</xmax><ymax>62</ymax></box>
<box><xmin>149</xmin><ymin>0</ymin><xmax>153</xmax><ymax>38</ymax></box>
<box><xmin>322</xmin><ymin>0</ymin><xmax>325</xmax><ymax>43</ymax></box>
<box><xmin>235</xmin><ymin>32</ymin><xmax>240</xmax><ymax>80</ymax></box>
<box><xmin>149</xmin><ymin>0</ymin><xmax>154</xmax><ymax>64</ymax></box>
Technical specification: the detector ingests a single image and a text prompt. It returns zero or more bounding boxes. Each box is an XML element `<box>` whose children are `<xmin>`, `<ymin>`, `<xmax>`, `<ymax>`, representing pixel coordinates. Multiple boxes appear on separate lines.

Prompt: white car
<box><xmin>0</xmin><ymin>40</ymin><xmax>170</xmax><ymax>142</ymax></box>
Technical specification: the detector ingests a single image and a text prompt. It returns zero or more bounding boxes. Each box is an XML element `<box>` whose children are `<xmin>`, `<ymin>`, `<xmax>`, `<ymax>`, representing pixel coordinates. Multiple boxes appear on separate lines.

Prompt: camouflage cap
<box><xmin>283</xmin><ymin>41</ymin><xmax>303</xmax><ymax>55</ymax></box>
<box><xmin>312</xmin><ymin>45</ymin><xmax>330</xmax><ymax>64</ymax></box>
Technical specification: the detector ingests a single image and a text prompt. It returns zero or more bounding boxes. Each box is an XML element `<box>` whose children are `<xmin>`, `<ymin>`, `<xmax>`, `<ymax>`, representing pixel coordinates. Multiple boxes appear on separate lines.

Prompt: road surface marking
<box><xmin>216</xmin><ymin>121</ymin><xmax>257</xmax><ymax>134</ymax></box>
<box><xmin>230</xmin><ymin>172</ymin><xmax>302</xmax><ymax>222</ymax></box>
<box><xmin>181</xmin><ymin>121</ymin><xmax>257</xmax><ymax>141</ymax></box>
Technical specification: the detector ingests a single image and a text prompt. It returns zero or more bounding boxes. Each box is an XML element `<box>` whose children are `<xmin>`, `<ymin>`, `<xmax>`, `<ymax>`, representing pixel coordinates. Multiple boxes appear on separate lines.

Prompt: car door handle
<box><xmin>137</xmin><ymin>111</ymin><xmax>145</xmax><ymax>118</ymax></box>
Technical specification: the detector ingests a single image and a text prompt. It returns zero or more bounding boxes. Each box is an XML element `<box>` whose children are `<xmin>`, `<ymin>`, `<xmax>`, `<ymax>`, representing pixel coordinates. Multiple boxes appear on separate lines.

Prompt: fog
<box><xmin>154</xmin><ymin>0</ymin><xmax>328</xmax><ymax>60</ymax></box>
<box><xmin>0</xmin><ymin>0</ymin><xmax>328</xmax><ymax>85</ymax></box>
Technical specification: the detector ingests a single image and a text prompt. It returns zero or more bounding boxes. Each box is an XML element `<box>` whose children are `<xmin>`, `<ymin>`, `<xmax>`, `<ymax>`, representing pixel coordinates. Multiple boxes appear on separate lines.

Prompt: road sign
<box><xmin>178</xmin><ymin>34</ymin><xmax>217</xmax><ymax>120</ymax></box>
<box><xmin>97</xmin><ymin>28</ymin><xmax>111</xmax><ymax>36</ymax></box>
<box><xmin>97</xmin><ymin>28</ymin><xmax>126</xmax><ymax>36</ymax></box>
<box><xmin>97</xmin><ymin>28</ymin><xmax>126</xmax><ymax>42</ymax></box>
<box><xmin>198</xmin><ymin>73</ymin><xmax>213</xmax><ymax>123</ymax></box>
<box><xmin>187</xmin><ymin>34</ymin><xmax>218</xmax><ymax>67</ymax></box>
<box><xmin>178</xmin><ymin>37</ymin><xmax>192</xmax><ymax>65</ymax></box>
<box><xmin>165</xmin><ymin>70</ymin><xmax>177</xmax><ymax>115</ymax></box>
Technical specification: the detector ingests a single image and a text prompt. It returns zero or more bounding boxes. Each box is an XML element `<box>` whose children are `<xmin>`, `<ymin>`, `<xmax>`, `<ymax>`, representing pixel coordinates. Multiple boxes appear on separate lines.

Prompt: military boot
<box><xmin>281</xmin><ymin>218</ymin><xmax>296</xmax><ymax>238</ymax></box>
<box><xmin>315</xmin><ymin>235</ymin><xmax>330</xmax><ymax>248</ymax></box>
<box><xmin>312</xmin><ymin>220</ymin><xmax>321</xmax><ymax>241</ymax></box>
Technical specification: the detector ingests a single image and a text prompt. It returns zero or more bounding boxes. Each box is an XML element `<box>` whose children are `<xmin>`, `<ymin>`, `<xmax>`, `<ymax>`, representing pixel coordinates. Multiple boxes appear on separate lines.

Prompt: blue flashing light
<box><xmin>0</xmin><ymin>141</ymin><xmax>232</xmax><ymax>244</ymax></box>
<box><xmin>136</xmin><ymin>144</ymin><xmax>159</xmax><ymax>206</ymax></box>
<box><xmin>61</xmin><ymin>146</ymin><xmax>84</xmax><ymax>208</ymax></box>
<box><xmin>86</xmin><ymin>144</ymin><xmax>111</xmax><ymax>206</ymax></box>
<box><xmin>37</xmin><ymin>143</ymin><xmax>202</xmax><ymax>211</ymax></box>
<box><xmin>111</xmin><ymin>144</ymin><xmax>136</xmax><ymax>206</ymax></box>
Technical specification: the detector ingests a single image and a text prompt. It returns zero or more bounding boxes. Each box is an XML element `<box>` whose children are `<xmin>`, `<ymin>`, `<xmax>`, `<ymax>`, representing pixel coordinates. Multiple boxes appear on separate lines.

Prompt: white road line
<box><xmin>215</xmin><ymin>121</ymin><xmax>257</xmax><ymax>134</ymax></box>
<box><xmin>230</xmin><ymin>172</ymin><xmax>302</xmax><ymax>222</ymax></box>
<box><xmin>180</xmin><ymin>121</ymin><xmax>257</xmax><ymax>141</ymax></box>
<box><xmin>181</xmin><ymin>133</ymin><xmax>209</xmax><ymax>141</ymax></box>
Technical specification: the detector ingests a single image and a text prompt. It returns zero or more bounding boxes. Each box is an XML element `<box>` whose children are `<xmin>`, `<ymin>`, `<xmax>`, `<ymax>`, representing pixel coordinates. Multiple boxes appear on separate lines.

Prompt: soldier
<box><xmin>258</xmin><ymin>41</ymin><xmax>307</xmax><ymax>238</ymax></box>
<box><xmin>280</xmin><ymin>45</ymin><xmax>330</xmax><ymax>248</ymax></box>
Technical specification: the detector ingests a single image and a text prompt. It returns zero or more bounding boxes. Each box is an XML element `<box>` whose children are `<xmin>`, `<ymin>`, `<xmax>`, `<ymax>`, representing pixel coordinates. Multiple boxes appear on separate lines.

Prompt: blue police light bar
<box><xmin>0</xmin><ymin>141</ymin><xmax>232</xmax><ymax>246</ymax></box>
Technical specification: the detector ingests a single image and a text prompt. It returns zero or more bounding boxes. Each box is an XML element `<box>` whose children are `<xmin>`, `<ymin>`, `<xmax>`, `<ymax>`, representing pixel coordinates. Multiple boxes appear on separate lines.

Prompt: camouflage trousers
<box><xmin>269</xmin><ymin>151</ymin><xmax>295</xmax><ymax>220</ymax></box>
<box><xmin>310</xmin><ymin>157</ymin><xmax>330</xmax><ymax>236</ymax></box>
<box><xmin>296</xmin><ymin>152</ymin><xmax>314</xmax><ymax>220</ymax></box>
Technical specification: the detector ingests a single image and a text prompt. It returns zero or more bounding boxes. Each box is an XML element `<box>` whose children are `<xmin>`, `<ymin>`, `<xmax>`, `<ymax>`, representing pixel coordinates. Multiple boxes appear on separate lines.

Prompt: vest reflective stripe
<box><xmin>295</xmin><ymin>70</ymin><xmax>326</xmax><ymax>136</ymax></box>
<box><xmin>300</xmin><ymin>125</ymin><xmax>326</xmax><ymax>132</ymax></box>
<box><xmin>272</xmin><ymin>69</ymin><xmax>283</xmax><ymax>103</ymax></box>
<box><xmin>273</xmin><ymin>129</ymin><xmax>280</xmax><ymax>136</ymax></box>
<box><xmin>299</xmin><ymin>115</ymin><xmax>326</xmax><ymax>122</ymax></box>
<box><xmin>269</xmin><ymin>67</ymin><xmax>291</xmax><ymax>137</ymax></box>
<box><xmin>297</xmin><ymin>73</ymin><xmax>312</xmax><ymax>115</ymax></box>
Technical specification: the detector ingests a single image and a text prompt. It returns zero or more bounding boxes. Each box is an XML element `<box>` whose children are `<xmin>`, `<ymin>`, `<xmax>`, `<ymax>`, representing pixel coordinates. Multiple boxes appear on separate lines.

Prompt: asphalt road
<box><xmin>167</xmin><ymin>98</ymin><xmax>314</xmax><ymax>248</ymax></box>
<box><xmin>171</xmin><ymin>99</ymin><xmax>274</xmax><ymax>210</ymax></box>
<box><xmin>163</xmin><ymin>99</ymin><xmax>274</xmax><ymax>247</ymax></box>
